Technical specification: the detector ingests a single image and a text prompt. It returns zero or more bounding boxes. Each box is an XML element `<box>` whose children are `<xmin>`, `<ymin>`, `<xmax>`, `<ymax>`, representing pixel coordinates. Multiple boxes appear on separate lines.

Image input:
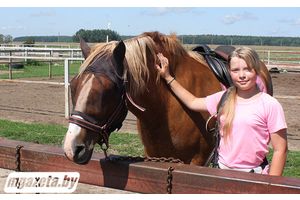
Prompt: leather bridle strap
<box><xmin>69</xmin><ymin>93</ymin><xmax>127</xmax><ymax>136</ymax></box>
<box><xmin>69</xmin><ymin>116</ymin><xmax>104</xmax><ymax>133</ymax></box>
<box><xmin>101</xmin><ymin>93</ymin><xmax>127</xmax><ymax>132</ymax></box>
<box><xmin>125</xmin><ymin>92</ymin><xmax>145</xmax><ymax>112</ymax></box>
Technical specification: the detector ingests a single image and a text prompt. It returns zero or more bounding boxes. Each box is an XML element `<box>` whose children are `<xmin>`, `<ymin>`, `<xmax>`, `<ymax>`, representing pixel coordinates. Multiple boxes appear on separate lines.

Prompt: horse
<box><xmin>63</xmin><ymin>31</ymin><xmax>273</xmax><ymax>165</ymax></box>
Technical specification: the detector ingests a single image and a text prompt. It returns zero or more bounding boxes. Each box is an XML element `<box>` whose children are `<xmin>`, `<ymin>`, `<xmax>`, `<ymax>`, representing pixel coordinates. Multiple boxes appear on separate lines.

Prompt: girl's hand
<box><xmin>155</xmin><ymin>53</ymin><xmax>172</xmax><ymax>80</ymax></box>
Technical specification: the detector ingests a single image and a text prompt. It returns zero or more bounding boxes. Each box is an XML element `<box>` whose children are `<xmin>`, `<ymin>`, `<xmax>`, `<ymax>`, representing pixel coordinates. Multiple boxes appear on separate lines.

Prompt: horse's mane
<box><xmin>78</xmin><ymin>32</ymin><xmax>207</xmax><ymax>96</ymax></box>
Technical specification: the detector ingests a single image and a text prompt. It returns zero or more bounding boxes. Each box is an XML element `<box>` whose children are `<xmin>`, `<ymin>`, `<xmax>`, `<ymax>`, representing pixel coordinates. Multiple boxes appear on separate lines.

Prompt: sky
<box><xmin>1</xmin><ymin>1</ymin><xmax>300</xmax><ymax>38</ymax></box>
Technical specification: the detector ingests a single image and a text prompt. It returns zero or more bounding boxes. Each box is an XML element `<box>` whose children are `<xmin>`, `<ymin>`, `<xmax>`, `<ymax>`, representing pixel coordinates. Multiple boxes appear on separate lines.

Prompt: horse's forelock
<box><xmin>78</xmin><ymin>42</ymin><xmax>117</xmax><ymax>76</ymax></box>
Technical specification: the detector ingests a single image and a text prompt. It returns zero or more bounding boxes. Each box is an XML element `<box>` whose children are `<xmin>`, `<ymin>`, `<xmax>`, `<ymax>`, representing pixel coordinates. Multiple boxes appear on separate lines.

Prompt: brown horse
<box><xmin>63</xmin><ymin>31</ymin><xmax>272</xmax><ymax>165</ymax></box>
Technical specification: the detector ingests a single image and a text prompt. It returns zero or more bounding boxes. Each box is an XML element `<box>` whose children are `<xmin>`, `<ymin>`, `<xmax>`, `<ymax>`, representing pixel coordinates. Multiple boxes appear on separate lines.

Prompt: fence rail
<box><xmin>0</xmin><ymin>46</ymin><xmax>82</xmax><ymax>63</ymax></box>
<box><xmin>0</xmin><ymin>43</ymin><xmax>79</xmax><ymax>49</ymax></box>
<box><xmin>257</xmin><ymin>50</ymin><xmax>300</xmax><ymax>65</ymax></box>
<box><xmin>1</xmin><ymin>138</ymin><xmax>300</xmax><ymax>194</ymax></box>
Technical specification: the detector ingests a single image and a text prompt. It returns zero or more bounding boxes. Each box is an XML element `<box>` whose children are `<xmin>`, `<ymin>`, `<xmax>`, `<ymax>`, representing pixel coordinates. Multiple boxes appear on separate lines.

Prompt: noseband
<box><xmin>69</xmin><ymin>88</ymin><xmax>127</xmax><ymax>146</ymax></box>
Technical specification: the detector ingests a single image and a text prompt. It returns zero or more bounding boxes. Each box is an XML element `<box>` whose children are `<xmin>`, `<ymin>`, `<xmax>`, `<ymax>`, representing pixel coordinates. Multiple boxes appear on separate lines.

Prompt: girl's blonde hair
<box><xmin>221</xmin><ymin>47</ymin><xmax>261</xmax><ymax>140</ymax></box>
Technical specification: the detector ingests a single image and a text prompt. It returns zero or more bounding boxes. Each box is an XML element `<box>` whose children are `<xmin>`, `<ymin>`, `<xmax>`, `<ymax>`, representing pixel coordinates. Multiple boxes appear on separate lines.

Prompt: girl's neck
<box><xmin>236</xmin><ymin>85</ymin><xmax>260</xmax><ymax>100</ymax></box>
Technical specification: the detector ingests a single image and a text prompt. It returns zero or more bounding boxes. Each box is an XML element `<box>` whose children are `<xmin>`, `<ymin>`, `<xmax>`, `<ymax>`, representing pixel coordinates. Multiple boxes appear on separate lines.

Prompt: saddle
<box><xmin>192</xmin><ymin>45</ymin><xmax>234</xmax><ymax>88</ymax></box>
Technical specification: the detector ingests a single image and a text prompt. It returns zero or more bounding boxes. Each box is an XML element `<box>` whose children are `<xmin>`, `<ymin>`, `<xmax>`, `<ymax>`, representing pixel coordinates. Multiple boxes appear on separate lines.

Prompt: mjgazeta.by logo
<box><xmin>4</xmin><ymin>172</ymin><xmax>80</xmax><ymax>193</ymax></box>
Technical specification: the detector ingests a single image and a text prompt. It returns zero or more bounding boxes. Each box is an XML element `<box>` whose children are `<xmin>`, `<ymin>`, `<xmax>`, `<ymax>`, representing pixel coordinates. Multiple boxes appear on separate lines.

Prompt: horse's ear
<box><xmin>113</xmin><ymin>40</ymin><xmax>126</xmax><ymax>76</ymax></box>
<box><xmin>79</xmin><ymin>36</ymin><xmax>91</xmax><ymax>59</ymax></box>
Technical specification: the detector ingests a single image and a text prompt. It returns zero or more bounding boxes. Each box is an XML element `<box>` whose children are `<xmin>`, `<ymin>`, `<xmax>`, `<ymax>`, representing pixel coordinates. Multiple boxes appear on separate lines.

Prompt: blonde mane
<box><xmin>78</xmin><ymin>32</ymin><xmax>207</xmax><ymax>96</ymax></box>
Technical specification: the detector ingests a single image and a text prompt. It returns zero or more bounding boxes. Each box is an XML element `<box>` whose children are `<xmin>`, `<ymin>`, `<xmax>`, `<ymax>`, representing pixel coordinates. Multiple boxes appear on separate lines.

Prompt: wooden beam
<box><xmin>0</xmin><ymin>138</ymin><xmax>300</xmax><ymax>194</ymax></box>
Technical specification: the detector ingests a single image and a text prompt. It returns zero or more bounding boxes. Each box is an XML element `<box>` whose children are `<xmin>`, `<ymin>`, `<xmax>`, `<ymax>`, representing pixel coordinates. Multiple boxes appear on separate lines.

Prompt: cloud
<box><xmin>222</xmin><ymin>11</ymin><xmax>258</xmax><ymax>25</ymax></box>
<box><xmin>29</xmin><ymin>11</ymin><xmax>56</xmax><ymax>17</ymax></box>
<box><xmin>279</xmin><ymin>17</ymin><xmax>300</xmax><ymax>26</ymax></box>
<box><xmin>141</xmin><ymin>8</ymin><xmax>194</xmax><ymax>17</ymax></box>
<box><xmin>277</xmin><ymin>17</ymin><xmax>300</xmax><ymax>29</ymax></box>
<box><xmin>1</xmin><ymin>25</ymin><xmax>25</xmax><ymax>31</ymax></box>
<box><xmin>268</xmin><ymin>27</ymin><xmax>285</xmax><ymax>36</ymax></box>
<box><xmin>293</xmin><ymin>18</ymin><xmax>300</xmax><ymax>25</ymax></box>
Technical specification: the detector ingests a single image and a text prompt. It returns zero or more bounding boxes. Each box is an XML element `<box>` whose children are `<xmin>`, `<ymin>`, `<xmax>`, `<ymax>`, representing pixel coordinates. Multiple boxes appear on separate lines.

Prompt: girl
<box><xmin>156</xmin><ymin>47</ymin><xmax>287</xmax><ymax>176</ymax></box>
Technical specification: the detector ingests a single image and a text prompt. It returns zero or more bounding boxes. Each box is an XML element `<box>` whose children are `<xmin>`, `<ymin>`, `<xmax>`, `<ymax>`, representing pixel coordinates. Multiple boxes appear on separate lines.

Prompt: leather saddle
<box><xmin>192</xmin><ymin>45</ymin><xmax>235</xmax><ymax>88</ymax></box>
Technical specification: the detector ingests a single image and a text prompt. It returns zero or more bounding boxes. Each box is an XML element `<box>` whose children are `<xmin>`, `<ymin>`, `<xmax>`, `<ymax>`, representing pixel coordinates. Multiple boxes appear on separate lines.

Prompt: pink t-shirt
<box><xmin>205</xmin><ymin>91</ymin><xmax>287</xmax><ymax>169</ymax></box>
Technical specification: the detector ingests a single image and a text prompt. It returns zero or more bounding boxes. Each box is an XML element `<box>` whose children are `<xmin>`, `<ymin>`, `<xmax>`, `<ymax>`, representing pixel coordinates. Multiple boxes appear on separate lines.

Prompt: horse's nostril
<box><xmin>75</xmin><ymin>145</ymin><xmax>85</xmax><ymax>157</ymax></box>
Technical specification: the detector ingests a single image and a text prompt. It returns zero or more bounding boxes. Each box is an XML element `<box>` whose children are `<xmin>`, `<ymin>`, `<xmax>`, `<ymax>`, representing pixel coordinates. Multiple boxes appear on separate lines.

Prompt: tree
<box><xmin>73</xmin><ymin>29</ymin><xmax>121</xmax><ymax>42</ymax></box>
<box><xmin>0</xmin><ymin>34</ymin><xmax>4</xmax><ymax>43</ymax></box>
<box><xmin>3</xmin><ymin>35</ymin><xmax>13</xmax><ymax>43</ymax></box>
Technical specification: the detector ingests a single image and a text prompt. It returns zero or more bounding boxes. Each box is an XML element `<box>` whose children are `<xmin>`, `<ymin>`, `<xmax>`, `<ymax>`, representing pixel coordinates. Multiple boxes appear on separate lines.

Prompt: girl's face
<box><xmin>229</xmin><ymin>57</ymin><xmax>257</xmax><ymax>92</ymax></box>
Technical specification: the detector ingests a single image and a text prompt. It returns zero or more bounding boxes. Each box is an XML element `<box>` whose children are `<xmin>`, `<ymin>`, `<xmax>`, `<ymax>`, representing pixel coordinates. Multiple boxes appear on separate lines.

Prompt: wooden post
<box><xmin>8</xmin><ymin>51</ymin><xmax>12</xmax><ymax>80</ymax></box>
<box><xmin>48</xmin><ymin>51</ymin><xmax>52</xmax><ymax>79</ymax></box>
<box><xmin>64</xmin><ymin>59</ymin><xmax>70</xmax><ymax>119</ymax></box>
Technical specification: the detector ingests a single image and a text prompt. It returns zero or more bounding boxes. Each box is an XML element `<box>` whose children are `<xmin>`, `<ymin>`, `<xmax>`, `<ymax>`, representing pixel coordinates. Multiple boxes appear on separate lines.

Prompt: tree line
<box><xmin>13</xmin><ymin>36</ymin><xmax>73</xmax><ymax>43</ymax></box>
<box><xmin>12</xmin><ymin>29</ymin><xmax>122</xmax><ymax>43</ymax></box>
<box><xmin>177</xmin><ymin>34</ymin><xmax>300</xmax><ymax>46</ymax></box>
<box><xmin>5</xmin><ymin>29</ymin><xmax>300</xmax><ymax>47</ymax></box>
<box><xmin>0</xmin><ymin>34</ymin><xmax>13</xmax><ymax>43</ymax></box>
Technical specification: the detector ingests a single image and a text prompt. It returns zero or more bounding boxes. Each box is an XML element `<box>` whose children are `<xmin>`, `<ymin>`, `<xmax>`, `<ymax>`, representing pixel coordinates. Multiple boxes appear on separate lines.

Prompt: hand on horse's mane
<box><xmin>156</xmin><ymin>53</ymin><xmax>171</xmax><ymax>80</ymax></box>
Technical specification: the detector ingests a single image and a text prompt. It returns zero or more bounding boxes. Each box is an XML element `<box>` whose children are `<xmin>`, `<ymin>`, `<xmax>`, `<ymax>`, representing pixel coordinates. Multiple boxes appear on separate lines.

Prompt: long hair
<box><xmin>221</xmin><ymin>47</ymin><xmax>261</xmax><ymax>140</ymax></box>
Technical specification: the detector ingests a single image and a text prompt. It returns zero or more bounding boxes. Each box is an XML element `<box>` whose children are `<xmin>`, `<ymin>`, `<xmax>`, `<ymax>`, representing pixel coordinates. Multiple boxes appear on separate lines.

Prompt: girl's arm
<box><xmin>156</xmin><ymin>53</ymin><xmax>207</xmax><ymax>112</ymax></box>
<box><xmin>269</xmin><ymin>128</ymin><xmax>288</xmax><ymax>176</ymax></box>
<box><xmin>164</xmin><ymin>76</ymin><xmax>207</xmax><ymax>112</ymax></box>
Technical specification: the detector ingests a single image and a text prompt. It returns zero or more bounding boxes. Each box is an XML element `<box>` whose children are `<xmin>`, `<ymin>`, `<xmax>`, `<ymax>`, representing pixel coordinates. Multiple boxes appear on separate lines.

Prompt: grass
<box><xmin>0</xmin><ymin>119</ymin><xmax>299</xmax><ymax>178</ymax></box>
<box><xmin>0</xmin><ymin>61</ymin><xmax>81</xmax><ymax>79</ymax></box>
<box><xmin>0</xmin><ymin>119</ymin><xmax>144</xmax><ymax>156</ymax></box>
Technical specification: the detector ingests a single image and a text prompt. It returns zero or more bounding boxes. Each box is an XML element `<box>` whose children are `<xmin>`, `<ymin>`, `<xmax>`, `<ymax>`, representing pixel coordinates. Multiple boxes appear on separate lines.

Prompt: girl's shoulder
<box><xmin>259</xmin><ymin>92</ymin><xmax>283</xmax><ymax>109</ymax></box>
<box><xmin>260</xmin><ymin>92</ymin><xmax>279</xmax><ymax>103</ymax></box>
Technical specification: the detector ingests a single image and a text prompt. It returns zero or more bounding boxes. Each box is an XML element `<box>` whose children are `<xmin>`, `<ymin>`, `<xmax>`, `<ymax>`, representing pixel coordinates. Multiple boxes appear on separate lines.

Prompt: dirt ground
<box><xmin>0</xmin><ymin>72</ymin><xmax>299</xmax><ymax>151</ymax></box>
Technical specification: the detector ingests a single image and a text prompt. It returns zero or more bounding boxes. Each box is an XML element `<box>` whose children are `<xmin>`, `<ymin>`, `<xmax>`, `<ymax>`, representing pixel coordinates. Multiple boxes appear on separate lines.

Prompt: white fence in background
<box><xmin>0</xmin><ymin>46</ymin><xmax>82</xmax><ymax>62</ymax></box>
<box><xmin>1</xmin><ymin>46</ymin><xmax>300</xmax><ymax>66</ymax></box>
<box><xmin>0</xmin><ymin>43</ymin><xmax>79</xmax><ymax>49</ymax></box>
<box><xmin>0</xmin><ymin>47</ymin><xmax>84</xmax><ymax>119</ymax></box>
<box><xmin>0</xmin><ymin>54</ymin><xmax>84</xmax><ymax>118</ymax></box>
<box><xmin>256</xmin><ymin>50</ymin><xmax>300</xmax><ymax>66</ymax></box>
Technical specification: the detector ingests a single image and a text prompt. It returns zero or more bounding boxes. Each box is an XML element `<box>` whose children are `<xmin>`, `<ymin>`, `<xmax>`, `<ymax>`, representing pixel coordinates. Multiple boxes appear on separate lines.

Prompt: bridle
<box><xmin>69</xmin><ymin>91</ymin><xmax>127</xmax><ymax>155</ymax></box>
<box><xmin>68</xmin><ymin>70</ymin><xmax>145</xmax><ymax>156</ymax></box>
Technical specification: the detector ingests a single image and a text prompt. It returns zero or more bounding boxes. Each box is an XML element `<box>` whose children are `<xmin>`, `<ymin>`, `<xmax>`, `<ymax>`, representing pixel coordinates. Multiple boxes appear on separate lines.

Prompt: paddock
<box><xmin>0</xmin><ymin>46</ymin><xmax>300</xmax><ymax>193</ymax></box>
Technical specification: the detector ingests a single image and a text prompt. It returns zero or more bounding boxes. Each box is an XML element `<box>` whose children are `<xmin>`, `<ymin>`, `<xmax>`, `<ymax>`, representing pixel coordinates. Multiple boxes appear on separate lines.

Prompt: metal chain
<box><xmin>166</xmin><ymin>167</ymin><xmax>174</xmax><ymax>194</ymax></box>
<box><xmin>15</xmin><ymin>145</ymin><xmax>23</xmax><ymax>172</ymax></box>
<box><xmin>144</xmin><ymin>156</ymin><xmax>184</xmax><ymax>164</ymax></box>
<box><xmin>108</xmin><ymin>155</ymin><xmax>145</xmax><ymax>162</ymax></box>
<box><xmin>106</xmin><ymin>155</ymin><xmax>181</xmax><ymax>194</ymax></box>
<box><xmin>107</xmin><ymin>155</ymin><xmax>184</xmax><ymax>164</ymax></box>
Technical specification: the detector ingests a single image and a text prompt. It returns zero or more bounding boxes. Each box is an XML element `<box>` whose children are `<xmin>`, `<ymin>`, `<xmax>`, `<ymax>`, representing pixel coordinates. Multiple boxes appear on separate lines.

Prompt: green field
<box><xmin>0</xmin><ymin>61</ymin><xmax>81</xmax><ymax>79</ymax></box>
<box><xmin>0</xmin><ymin>119</ymin><xmax>298</xmax><ymax>178</ymax></box>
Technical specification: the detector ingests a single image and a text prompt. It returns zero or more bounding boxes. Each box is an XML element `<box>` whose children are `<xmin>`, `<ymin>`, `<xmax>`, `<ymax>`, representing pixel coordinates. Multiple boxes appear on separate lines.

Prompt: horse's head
<box><xmin>63</xmin><ymin>39</ymin><xmax>128</xmax><ymax>164</ymax></box>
